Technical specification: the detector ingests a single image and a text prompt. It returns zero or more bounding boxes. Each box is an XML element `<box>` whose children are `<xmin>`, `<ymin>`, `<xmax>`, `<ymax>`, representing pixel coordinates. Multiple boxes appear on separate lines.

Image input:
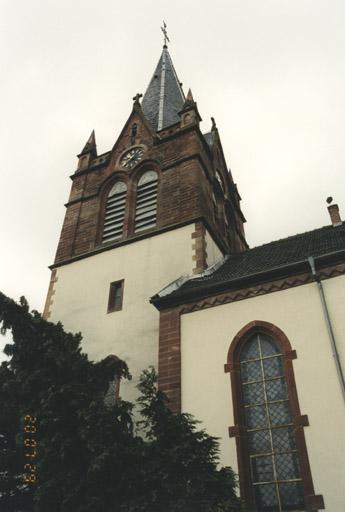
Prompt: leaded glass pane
<box><xmin>248</xmin><ymin>430</ymin><xmax>271</xmax><ymax>454</ymax></box>
<box><xmin>239</xmin><ymin>334</ymin><xmax>305</xmax><ymax>511</ymax></box>
<box><xmin>254</xmin><ymin>483</ymin><xmax>279</xmax><ymax>511</ymax></box>
<box><xmin>275</xmin><ymin>453</ymin><xmax>300</xmax><ymax>481</ymax></box>
<box><xmin>265</xmin><ymin>378</ymin><xmax>288</xmax><ymax>402</ymax></box>
<box><xmin>240</xmin><ymin>336</ymin><xmax>260</xmax><ymax>360</ymax></box>
<box><xmin>252</xmin><ymin>455</ymin><xmax>274</xmax><ymax>483</ymax></box>
<box><xmin>245</xmin><ymin>405</ymin><xmax>268</xmax><ymax>429</ymax></box>
<box><xmin>278</xmin><ymin>482</ymin><xmax>305</xmax><ymax>510</ymax></box>
<box><xmin>242</xmin><ymin>381</ymin><xmax>265</xmax><ymax>405</ymax></box>
<box><xmin>241</xmin><ymin>360</ymin><xmax>262</xmax><ymax>383</ymax></box>
<box><xmin>268</xmin><ymin>402</ymin><xmax>292</xmax><ymax>426</ymax></box>
<box><xmin>263</xmin><ymin>356</ymin><xmax>284</xmax><ymax>379</ymax></box>
<box><xmin>272</xmin><ymin>427</ymin><xmax>296</xmax><ymax>453</ymax></box>
<box><xmin>260</xmin><ymin>334</ymin><xmax>281</xmax><ymax>357</ymax></box>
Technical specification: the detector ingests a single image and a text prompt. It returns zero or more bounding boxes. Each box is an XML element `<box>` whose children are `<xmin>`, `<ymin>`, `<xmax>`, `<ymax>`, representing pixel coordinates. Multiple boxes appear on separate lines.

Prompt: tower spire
<box><xmin>80</xmin><ymin>130</ymin><xmax>97</xmax><ymax>156</ymax></box>
<box><xmin>141</xmin><ymin>46</ymin><xmax>185</xmax><ymax>131</ymax></box>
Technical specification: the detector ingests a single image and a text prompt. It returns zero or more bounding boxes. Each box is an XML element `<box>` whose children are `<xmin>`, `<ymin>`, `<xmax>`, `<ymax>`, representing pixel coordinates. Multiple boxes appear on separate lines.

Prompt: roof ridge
<box><xmin>245</xmin><ymin>222</ymin><xmax>344</xmax><ymax>253</ymax></box>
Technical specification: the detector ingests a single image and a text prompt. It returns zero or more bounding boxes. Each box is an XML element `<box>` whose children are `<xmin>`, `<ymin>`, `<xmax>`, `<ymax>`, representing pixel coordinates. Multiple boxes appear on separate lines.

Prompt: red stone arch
<box><xmin>224</xmin><ymin>320</ymin><xmax>324</xmax><ymax>511</ymax></box>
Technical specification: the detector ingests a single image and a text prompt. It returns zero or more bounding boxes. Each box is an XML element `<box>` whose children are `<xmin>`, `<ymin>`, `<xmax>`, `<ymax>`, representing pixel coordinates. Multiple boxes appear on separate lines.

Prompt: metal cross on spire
<box><xmin>161</xmin><ymin>21</ymin><xmax>170</xmax><ymax>47</ymax></box>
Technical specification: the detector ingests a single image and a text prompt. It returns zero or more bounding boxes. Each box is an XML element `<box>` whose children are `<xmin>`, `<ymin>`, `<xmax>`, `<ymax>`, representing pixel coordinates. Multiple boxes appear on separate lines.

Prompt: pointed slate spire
<box><xmin>80</xmin><ymin>130</ymin><xmax>97</xmax><ymax>157</ymax></box>
<box><xmin>141</xmin><ymin>47</ymin><xmax>185</xmax><ymax>131</ymax></box>
<box><xmin>179</xmin><ymin>87</ymin><xmax>201</xmax><ymax>128</ymax></box>
<box><xmin>185</xmin><ymin>88</ymin><xmax>195</xmax><ymax>105</ymax></box>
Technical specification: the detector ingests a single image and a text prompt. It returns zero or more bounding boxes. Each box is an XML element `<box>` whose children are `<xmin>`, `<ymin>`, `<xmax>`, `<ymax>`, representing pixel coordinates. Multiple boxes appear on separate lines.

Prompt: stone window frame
<box><xmin>107</xmin><ymin>279</ymin><xmax>124</xmax><ymax>313</ymax></box>
<box><xmin>224</xmin><ymin>320</ymin><xmax>324</xmax><ymax>512</ymax></box>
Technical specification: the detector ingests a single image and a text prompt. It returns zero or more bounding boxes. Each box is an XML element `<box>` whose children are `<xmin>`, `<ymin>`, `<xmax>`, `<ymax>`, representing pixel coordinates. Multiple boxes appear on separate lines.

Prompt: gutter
<box><xmin>308</xmin><ymin>256</ymin><xmax>345</xmax><ymax>405</ymax></box>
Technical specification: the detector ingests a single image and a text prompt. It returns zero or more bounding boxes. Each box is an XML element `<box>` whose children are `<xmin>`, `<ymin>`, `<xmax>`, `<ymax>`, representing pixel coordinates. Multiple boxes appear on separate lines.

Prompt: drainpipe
<box><xmin>308</xmin><ymin>256</ymin><xmax>345</xmax><ymax>405</ymax></box>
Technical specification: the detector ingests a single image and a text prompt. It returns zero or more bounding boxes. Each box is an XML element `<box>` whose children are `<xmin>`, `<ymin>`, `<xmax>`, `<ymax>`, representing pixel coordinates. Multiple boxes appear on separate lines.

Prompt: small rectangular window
<box><xmin>107</xmin><ymin>280</ymin><xmax>124</xmax><ymax>313</ymax></box>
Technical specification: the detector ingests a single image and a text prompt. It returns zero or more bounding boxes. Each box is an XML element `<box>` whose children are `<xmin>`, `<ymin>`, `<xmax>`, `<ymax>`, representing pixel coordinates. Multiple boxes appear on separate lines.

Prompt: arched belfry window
<box><xmin>226</xmin><ymin>321</ymin><xmax>323</xmax><ymax>512</ymax></box>
<box><xmin>134</xmin><ymin>170</ymin><xmax>158</xmax><ymax>232</ymax></box>
<box><xmin>240</xmin><ymin>333</ymin><xmax>304</xmax><ymax>511</ymax></box>
<box><xmin>102</xmin><ymin>182</ymin><xmax>127</xmax><ymax>243</ymax></box>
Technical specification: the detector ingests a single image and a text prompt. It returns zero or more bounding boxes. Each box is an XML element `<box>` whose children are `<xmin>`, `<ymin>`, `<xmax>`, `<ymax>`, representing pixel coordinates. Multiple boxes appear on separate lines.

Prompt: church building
<box><xmin>44</xmin><ymin>40</ymin><xmax>345</xmax><ymax>512</ymax></box>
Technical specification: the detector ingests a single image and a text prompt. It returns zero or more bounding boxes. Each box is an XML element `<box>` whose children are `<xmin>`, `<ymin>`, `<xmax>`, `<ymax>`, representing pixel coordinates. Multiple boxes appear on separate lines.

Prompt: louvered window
<box><xmin>239</xmin><ymin>334</ymin><xmax>305</xmax><ymax>511</ymax></box>
<box><xmin>135</xmin><ymin>171</ymin><xmax>158</xmax><ymax>232</ymax></box>
<box><xmin>102</xmin><ymin>182</ymin><xmax>127</xmax><ymax>243</ymax></box>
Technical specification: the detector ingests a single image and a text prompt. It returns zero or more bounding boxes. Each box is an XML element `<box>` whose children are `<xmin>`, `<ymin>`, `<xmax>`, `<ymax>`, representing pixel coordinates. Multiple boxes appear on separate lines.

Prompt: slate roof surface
<box><xmin>203</xmin><ymin>132</ymin><xmax>213</xmax><ymax>148</ymax></box>
<box><xmin>141</xmin><ymin>47</ymin><xmax>185</xmax><ymax>131</ymax></box>
<box><xmin>163</xmin><ymin>221</ymin><xmax>345</xmax><ymax>300</ymax></box>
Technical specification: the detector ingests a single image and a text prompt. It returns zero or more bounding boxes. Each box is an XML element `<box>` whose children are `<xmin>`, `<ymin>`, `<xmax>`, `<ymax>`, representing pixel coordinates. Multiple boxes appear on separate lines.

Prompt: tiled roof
<box><xmin>155</xmin><ymin>222</ymin><xmax>345</xmax><ymax>303</ymax></box>
<box><xmin>141</xmin><ymin>47</ymin><xmax>185</xmax><ymax>131</ymax></box>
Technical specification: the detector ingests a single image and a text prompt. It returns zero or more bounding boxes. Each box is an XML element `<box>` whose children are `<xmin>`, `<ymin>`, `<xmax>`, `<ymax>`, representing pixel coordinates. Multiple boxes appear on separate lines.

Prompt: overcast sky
<box><xmin>1</xmin><ymin>0</ymin><xmax>345</xmax><ymax>358</ymax></box>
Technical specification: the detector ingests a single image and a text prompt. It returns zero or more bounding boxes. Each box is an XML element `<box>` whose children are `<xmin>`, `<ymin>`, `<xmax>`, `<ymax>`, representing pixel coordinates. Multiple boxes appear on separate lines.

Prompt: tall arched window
<box><xmin>134</xmin><ymin>170</ymin><xmax>158</xmax><ymax>232</ymax></box>
<box><xmin>239</xmin><ymin>333</ymin><xmax>304</xmax><ymax>511</ymax></box>
<box><xmin>102</xmin><ymin>182</ymin><xmax>127</xmax><ymax>243</ymax></box>
<box><xmin>226</xmin><ymin>321</ymin><xmax>324</xmax><ymax>512</ymax></box>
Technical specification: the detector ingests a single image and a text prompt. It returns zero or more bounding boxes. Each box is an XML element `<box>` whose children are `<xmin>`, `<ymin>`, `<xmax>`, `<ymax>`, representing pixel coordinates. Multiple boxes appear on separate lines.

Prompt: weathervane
<box><xmin>161</xmin><ymin>21</ymin><xmax>170</xmax><ymax>47</ymax></box>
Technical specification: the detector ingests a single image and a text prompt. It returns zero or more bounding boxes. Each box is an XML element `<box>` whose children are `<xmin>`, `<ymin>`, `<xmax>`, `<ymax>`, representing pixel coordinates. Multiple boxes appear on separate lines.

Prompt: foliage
<box><xmin>0</xmin><ymin>292</ymin><xmax>242</xmax><ymax>512</ymax></box>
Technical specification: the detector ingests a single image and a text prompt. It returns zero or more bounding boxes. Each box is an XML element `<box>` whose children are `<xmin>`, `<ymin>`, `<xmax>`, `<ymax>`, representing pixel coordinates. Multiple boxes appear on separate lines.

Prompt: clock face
<box><xmin>120</xmin><ymin>147</ymin><xmax>144</xmax><ymax>169</ymax></box>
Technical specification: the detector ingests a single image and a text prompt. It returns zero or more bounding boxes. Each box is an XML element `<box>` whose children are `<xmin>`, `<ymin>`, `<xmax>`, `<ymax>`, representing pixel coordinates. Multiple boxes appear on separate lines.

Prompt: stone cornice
<box><xmin>178</xmin><ymin>262</ymin><xmax>345</xmax><ymax>315</ymax></box>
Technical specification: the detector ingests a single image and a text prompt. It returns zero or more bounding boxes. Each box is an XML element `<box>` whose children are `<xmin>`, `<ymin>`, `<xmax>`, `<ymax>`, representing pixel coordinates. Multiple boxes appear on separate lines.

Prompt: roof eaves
<box><xmin>151</xmin><ymin>247</ymin><xmax>345</xmax><ymax>310</ymax></box>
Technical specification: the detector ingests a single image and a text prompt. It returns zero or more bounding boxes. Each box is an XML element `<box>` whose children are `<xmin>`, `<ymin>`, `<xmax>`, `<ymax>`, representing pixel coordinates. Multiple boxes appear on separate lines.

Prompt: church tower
<box><xmin>44</xmin><ymin>43</ymin><xmax>247</xmax><ymax>401</ymax></box>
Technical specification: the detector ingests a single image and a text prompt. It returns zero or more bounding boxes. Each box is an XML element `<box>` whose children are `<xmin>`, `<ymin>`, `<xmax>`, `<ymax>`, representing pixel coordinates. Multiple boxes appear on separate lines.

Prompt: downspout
<box><xmin>308</xmin><ymin>256</ymin><xmax>345</xmax><ymax>404</ymax></box>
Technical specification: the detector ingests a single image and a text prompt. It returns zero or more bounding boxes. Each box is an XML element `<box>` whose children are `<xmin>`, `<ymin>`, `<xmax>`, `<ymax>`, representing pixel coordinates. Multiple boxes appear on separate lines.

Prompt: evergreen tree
<box><xmin>0</xmin><ymin>292</ymin><xmax>242</xmax><ymax>512</ymax></box>
<box><xmin>130</xmin><ymin>367</ymin><xmax>241</xmax><ymax>512</ymax></box>
<box><xmin>0</xmin><ymin>293</ymin><xmax>132</xmax><ymax>512</ymax></box>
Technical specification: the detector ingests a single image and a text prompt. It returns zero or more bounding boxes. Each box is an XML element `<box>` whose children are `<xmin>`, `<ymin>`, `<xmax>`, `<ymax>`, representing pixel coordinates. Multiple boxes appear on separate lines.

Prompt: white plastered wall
<box><xmin>50</xmin><ymin>224</ymin><xmax>195</xmax><ymax>402</ymax></box>
<box><xmin>205</xmin><ymin>228</ymin><xmax>223</xmax><ymax>267</ymax></box>
<box><xmin>180</xmin><ymin>275</ymin><xmax>345</xmax><ymax>511</ymax></box>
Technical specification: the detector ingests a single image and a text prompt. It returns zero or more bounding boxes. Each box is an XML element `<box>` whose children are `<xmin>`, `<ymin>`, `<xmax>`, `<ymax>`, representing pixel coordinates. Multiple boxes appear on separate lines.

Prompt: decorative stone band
<box><xmin>179</xmin><ymin>262</ymin><xmax>345</xmax><ymax>314</ymax></box>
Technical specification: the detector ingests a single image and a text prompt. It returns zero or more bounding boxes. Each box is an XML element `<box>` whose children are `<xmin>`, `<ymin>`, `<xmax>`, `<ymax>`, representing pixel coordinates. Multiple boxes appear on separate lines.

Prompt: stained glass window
<box><xmin>239</xmin><ymin>333</ymin><xmax>305</xmax><ymax>511</ymax></box>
